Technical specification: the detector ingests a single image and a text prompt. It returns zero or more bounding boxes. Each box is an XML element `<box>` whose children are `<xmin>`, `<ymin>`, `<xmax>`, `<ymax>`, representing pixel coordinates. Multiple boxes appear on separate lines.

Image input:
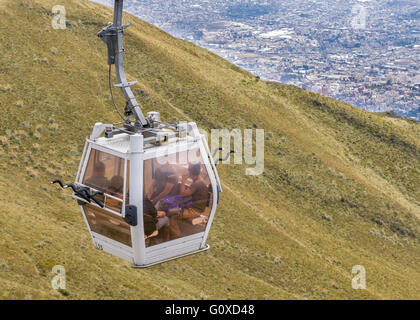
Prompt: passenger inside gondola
<box><xmin>85</xmin><ymin>161</ymin><xmax>108</xmax><ymax>191</ymax></box>
<box><xmin>159</xmin><ymin>163</ymin><xmax>210</xmax><ymax>240</ymax></box>
<box><xmin>143</xmin><ymin>197</ymin><xmax>170</xmax><ymax>244</ymax></box>
<box><xmin>148</xmin><ymin>164</ymin><xmax>179</xmax><ymax>204</ymax></box>
<box><xmin>179</xmin><ymin>163</ymin><xmax>209</xmax><ymax>219</ymax></box>
<box><xmin>108</xmin><ymin>175</ymin><xmax>124</xmax><ymax>197</ymax></box>
<box><xmin>143</xmin><ymin>152</ymin><xmax>212</xmax><ymax>246</ymax></box>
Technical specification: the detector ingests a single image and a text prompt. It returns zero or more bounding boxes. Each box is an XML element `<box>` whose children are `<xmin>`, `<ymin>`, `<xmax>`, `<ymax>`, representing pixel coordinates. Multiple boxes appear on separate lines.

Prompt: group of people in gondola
<box><xmin>84</xmin><ymin>160</ymin><xmax>210</xmax><ymax>244</ymax></box>
<box><xmin>143</xmin><ymin>162</ymin><xmax>210</xmax><ymax>244</ymax></box>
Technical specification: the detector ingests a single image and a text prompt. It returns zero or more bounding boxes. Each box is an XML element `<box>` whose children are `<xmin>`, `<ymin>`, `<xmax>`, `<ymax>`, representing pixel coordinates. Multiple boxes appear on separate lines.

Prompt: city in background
<box><xmin>93</xmin><ymin>0</ymin><xmax>420</xmax><ymax>120</ymax></box>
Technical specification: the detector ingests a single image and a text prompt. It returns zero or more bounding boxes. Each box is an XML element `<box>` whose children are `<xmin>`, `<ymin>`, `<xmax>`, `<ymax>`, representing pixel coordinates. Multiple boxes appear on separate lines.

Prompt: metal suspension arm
<box><xmin>98</xmin><ymin>0</ymin><xmax>148</xmax><ymax>128</ymax></box>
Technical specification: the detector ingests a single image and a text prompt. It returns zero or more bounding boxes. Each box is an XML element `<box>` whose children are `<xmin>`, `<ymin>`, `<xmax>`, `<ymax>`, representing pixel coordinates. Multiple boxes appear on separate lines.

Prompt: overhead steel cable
<box><xmin>108</xmin><ymin>64</ymin><xmax>125</xmax><ymax>121</ymax></box>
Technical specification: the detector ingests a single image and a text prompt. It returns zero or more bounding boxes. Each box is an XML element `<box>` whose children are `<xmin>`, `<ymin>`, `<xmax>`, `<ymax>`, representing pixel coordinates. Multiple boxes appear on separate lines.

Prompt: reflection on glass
<box><xmin>84</xmin><ymin>204</ymin><xmax>132</xmax><ymax>247</ymax></box>
<box><xmin>143</xmin><ymin>149</ymin><xmax>213</xmax><ymax>247</ymax></box>
<box><xmin>83</xmin><ymin>149</ymin><xmax>124</xmax><ymax>195</ymax></box>
<box><xmin>106</xmin><ymin>197</ymin><xmax>123</xmax><ymax>213</ymax></box>
<box><xmin>83</xmin><ymin>149</ymin><xmax>125</xmax><ymax>212</ymax></box>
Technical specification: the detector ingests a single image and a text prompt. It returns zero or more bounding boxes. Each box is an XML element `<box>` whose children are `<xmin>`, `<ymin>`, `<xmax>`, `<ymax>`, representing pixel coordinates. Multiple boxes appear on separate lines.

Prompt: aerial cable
<box><xmin>108</xmin><ymin>64</ymin><xmax>125</xmax><ymax>121</ymax></box>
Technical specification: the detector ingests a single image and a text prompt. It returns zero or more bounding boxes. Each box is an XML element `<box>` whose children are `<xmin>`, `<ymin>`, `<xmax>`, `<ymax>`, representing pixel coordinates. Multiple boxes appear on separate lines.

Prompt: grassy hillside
<box><xmin>0</xmin><ymin>0</ymin><xmax>419</xmax><ymax>299</ymax></box>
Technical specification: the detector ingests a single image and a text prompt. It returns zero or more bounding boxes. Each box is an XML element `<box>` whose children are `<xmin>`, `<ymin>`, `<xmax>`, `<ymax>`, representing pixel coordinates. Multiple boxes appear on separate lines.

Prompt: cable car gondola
<box><xmin>52</xmin><ymin>0</ymin><xmax>229</xmax><ymax>268</ymax></box>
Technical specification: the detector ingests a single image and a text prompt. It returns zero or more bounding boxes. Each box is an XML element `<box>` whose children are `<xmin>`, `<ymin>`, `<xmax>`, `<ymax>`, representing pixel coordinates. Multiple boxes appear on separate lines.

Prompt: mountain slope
<box><xmin>0</xmin><ymin>0</ymin><xmax>419</xmax><ymax>299</ymax></box>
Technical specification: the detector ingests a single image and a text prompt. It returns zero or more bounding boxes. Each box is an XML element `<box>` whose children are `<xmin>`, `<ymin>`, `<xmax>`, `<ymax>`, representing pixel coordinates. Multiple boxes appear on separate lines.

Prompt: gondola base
<box><xmin>132</xmin><ymin>245</ymin><xmax>211</xmax><ymax>268</ymax></box>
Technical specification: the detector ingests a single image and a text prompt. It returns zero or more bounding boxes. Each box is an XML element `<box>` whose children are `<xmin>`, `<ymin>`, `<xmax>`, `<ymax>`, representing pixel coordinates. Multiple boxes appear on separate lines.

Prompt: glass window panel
<box><xmin>143</xmin><ymin>148</ymin><xmax>213</xmax><ymax>247</ymax></box>
<box><xmin>106</xmin><ymin>196</ymin><xmax>123</xmax><ymax>213</ymax></box>
<box><xmin>83</xmin><ymin>149</ymin><xmax>125</xmax><ymax>197</ymax></box>
<box><xmin>83</xmin><ymin>149</ymin><xmax>126</xmax><ymax>212</ymax></box>
<box><xmin>84</xmin><ymin>204</ymin><xmax>132</xmax><ymax>247</ymax></box>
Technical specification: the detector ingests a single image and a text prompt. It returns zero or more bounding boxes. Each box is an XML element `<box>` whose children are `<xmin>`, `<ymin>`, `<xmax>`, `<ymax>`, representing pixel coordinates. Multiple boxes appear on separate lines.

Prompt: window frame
<box><xmin>77</xmin><ymin>143</ymin><xmax>129</xmax><ymax>217</ymax></box>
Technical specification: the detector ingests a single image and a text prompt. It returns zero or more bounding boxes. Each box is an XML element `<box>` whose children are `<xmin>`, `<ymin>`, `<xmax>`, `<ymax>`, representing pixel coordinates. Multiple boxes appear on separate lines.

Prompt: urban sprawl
<box><xmin>95</xmin><ymin>0</ymin><xmax>420</xmax><ymax>120</ymax></box>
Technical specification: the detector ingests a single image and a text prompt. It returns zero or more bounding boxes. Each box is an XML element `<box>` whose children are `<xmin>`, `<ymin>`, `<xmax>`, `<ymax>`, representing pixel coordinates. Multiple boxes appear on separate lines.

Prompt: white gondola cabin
<box><xmin>71</xmin><ymin>120</ymin><xmax>222</xmax><ymax>267</ymax></box>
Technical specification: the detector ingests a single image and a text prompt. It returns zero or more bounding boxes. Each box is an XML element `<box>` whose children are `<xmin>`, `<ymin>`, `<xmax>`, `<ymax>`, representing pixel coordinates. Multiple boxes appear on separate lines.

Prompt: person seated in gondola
<box><xmin>108</xmin><ymin>175</ymin><xmax>124</xmax><ymax>196</ymax></box>
<box><xmin>179</xmin><ymin>163</ymin><xmax>209</xmax><ymax>219</ymax></box>
<box><xmin>143</xmin><ymin>197</ymin><xmax>170</xmax><ymax>243</ymax></box>
<box><xmin>153</xmin><ymin>163</ymin><xmax>208</xmax><ymax>239</ymax></box>
<box><xmin>85</xmin><ymin>161</ymin><xmax>109</xmax><ymax>191</ymax></box>
<box><xmin>148</xmin><ymin>164</ymin><xmax>179</xmax><ymax>205</ymax></box>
